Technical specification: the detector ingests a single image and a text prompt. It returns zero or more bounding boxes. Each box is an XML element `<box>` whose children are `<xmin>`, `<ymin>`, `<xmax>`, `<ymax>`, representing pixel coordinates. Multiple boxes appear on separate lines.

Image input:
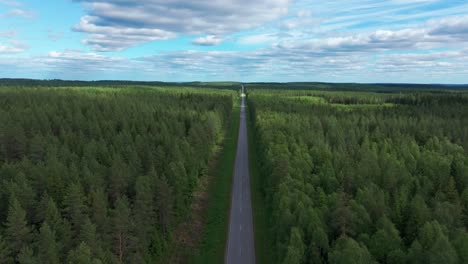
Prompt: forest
<box><xmin>2</xmin><ymin>81</ymin><xmax>468</xmax><ymax>264</ymax></box>
<box><xmin>0</xmin><ymin>86</ymin><xmax>235</xmax><ymax>263</ymax></box>
<box><xmin>248</xmin><ymin>88</ymin><xmax>468</xmax><ymax>264</ymax></box>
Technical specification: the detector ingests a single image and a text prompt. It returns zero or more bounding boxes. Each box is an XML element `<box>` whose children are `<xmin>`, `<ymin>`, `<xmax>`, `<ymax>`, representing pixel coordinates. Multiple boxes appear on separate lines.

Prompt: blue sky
<box><xmin>1</xmin><ymin>0</ymin><xmax>468</xmax><ymax>83</ymax></box>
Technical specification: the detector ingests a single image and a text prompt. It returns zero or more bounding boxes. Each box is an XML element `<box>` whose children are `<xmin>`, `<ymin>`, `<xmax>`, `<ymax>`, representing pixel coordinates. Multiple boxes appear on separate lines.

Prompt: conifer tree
<box><xmin>5</xmin><ymin>196</ymin><xmax>31</xmax><ymax>257</ymax></box>
<box><xmin>37</xmin><ymin>222</ymin><xmax>60</xmax><ymax>264</ymax></box>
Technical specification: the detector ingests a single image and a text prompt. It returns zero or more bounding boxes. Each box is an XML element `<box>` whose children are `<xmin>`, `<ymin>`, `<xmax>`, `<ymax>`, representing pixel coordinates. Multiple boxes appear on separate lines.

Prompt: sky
<box><xmin>1</xmin><ymin>0</ymin><xmax>468</xmax><ymax>83</ymax></box>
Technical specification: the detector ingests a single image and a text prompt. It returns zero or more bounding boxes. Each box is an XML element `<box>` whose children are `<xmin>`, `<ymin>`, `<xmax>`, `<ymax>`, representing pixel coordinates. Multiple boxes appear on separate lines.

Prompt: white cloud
<box><xmin>1</xmin><ymin>44</ymin><xmax>467</xmax><ymax>83</ymax></box>
<box><xmin>238</xmin><ymin>34</ymin><xmax>279</xmax><ymax>45</ymax></box>
<box><xmin>0</xmin><ymin>41</ymin><xmax>28</xmax><ymax>54</ymax></box>
<box><xmin>73</xmin><ymin>0</ymin><xmax>289</xmax><ymax>51</ymax></box>
<box><xmin>277</xmin><ymin>15</ymin><xmax>468</xmax><ymax>54</ymax></box>
<box><xmin>0</xmin><ymin>0</ymin><xmax>21</xmax><ymax>7</ymax></box>
<box><xmin>0</xmin><ymin>8</ymin><xmax>35</xmax><ymax>19</ymax></box>
<box><xmin>74</xmin><ymin>15</ymin><xmax>176</xmax><ymax>51</ymax></box>
<box><xmin>286</xmin><ymin>0</ymin><xmax>468</xmax><ymax>35</ymax></box>
<box><xmin>192</xmin><ymin>35</ymin><xmax>223</xmax><ymax>46</ymax></box>
<box><xmin>0</xmin><ymin>30</ymin><xmax>17</xmax><ymax>38</ymax></box>
<box><xmin>1</xmin><ymin>11</ymin><xmax>468</xmax><ymax>82</ymax></box>
<box><xmin>429</xmin><ymin>16</ymin><xmax>468</xmax><ymax>37</ymax></box>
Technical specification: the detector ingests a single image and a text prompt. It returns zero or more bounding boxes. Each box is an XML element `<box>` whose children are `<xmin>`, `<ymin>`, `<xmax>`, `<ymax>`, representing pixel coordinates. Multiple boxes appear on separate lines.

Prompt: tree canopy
<box><xmin>0</xmin><ymin>86</ymin><xmax>235</xmax><ymax>263</ymax></box>
<box><xmin>249</xmin><ymin>89</ymin><xmax>468</xmax><ymax>263</ymax></box>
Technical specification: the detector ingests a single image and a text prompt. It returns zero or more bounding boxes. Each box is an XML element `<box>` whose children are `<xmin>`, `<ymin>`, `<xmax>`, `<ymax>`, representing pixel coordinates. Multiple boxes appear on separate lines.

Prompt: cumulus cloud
<box><xmin>73</xmin><ymin>0</ymin><xmax>289</xmax><ymax>51</ymax></box>
<box><xmin>1</xmin><ymin>44</ymin><xmax>467</xmax><ymax>82</ymax></box>
<box><xmin>74</xmin><ymin>15</ymin><xmax>176</xmax><ymax>51</ymax></box>
<box><xmin>0</xmin><ymin>41</ymin><xmax>28</xmax><ymax>54</ymax></box>
<box><xmin>192</xmin><ymin>35</ymin><xmax>223</xmax><ymax>46</ymax></box>
<box><xmin>2</xmin><ymin>13</ymin><xmax>468</xmax><ymax>82</ymax></box>
<box><xmin>429</xmin><ymin>16</ymin><xmax>468</xmax><ymax>37</ymax></box>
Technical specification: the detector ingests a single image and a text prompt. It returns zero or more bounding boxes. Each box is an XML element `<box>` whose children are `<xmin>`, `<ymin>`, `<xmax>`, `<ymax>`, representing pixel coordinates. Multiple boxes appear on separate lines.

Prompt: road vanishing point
<box><xmin>225</xmin><ymin>89</ymin><xmax>256</xmax><ymax>264</ymax></box>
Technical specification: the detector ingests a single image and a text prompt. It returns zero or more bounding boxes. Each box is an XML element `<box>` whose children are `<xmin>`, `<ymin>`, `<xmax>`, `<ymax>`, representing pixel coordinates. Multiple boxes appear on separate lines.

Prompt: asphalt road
<box><xmin>225</xmin><ymin>95</ymin><xmax>256</xmax><ymax>264</ymax></box>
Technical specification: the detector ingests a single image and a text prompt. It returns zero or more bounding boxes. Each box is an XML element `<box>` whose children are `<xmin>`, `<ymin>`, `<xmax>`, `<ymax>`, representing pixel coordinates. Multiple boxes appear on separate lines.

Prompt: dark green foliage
<box><xmin>328</xmin><ymin>236</ymin><xmax>374</xmax><ymax>264</ymax></box>
<box><xmin>0</xmin><ymin>86</ymin><xmax>234</xmax><ymax>262</ymax></box>
<box><xmin>249</xmin><ymin>90</ymin><xmax>468</xmax><ymax>263</ymax></box>
<box><xmin>5</xmin><ymin>196</ymin><xmax>31</xmax><ymax>257</ymax></box>
<box><xmin>17</xmin><ymin>246</ymin><xmax>37</xmax><ymax>264</ymax></box>
<box><xmin>0</xmin><ymin>235</ymin><xmax>12</xmax><ymax>263</ymax></box>
<box><xmin>67</xmin><ymin>242</ymin><xmax>101</xmax><ymax>264</ymax></box>
<box><xmin>282</xmin><ymin>227</ymin><xmax>305</xmax><ymax>264</ymax></box>
<box><xmin>37</xmin><ymin>222</ymin><xmax>60</xmax><ymax>264</ymax></box>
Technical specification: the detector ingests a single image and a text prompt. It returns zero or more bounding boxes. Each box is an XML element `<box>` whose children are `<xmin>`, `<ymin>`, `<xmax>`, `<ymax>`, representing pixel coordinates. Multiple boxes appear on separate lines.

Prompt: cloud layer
<box><xmin>278</xmin><ymin>16</ymin><xmax>468</xmax><ymax>55</ymax></box>
<box><xmin>2</xmin><ymin>0</ymin><xmax>468</xmax><ymax>83</ymax></box>
<box><xmin>3</xmin><ymin>14</ymin><xmax>468</xmax><ymax>82</ymax></box>
<box><xmin>73</xmin><ymin>0</ymin><xmax>289</xmax><ymax>51</ymax></box>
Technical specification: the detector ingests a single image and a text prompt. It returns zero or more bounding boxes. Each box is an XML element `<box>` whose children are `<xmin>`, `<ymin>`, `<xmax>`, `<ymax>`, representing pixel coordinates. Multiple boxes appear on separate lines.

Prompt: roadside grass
<box><xmin>192</xmin><ymin>101</ymin><xmax>241</xmax><ymax>264</ymax></box>
<box><xmin>246</xmin><ymin>100</ymin><xmax>274</xmax><ymax>264</ymax></box>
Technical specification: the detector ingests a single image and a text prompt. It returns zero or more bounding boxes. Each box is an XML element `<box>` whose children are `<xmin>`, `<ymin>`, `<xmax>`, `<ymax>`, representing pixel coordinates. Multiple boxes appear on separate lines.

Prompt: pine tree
<box><xmin>445</xmin><ymin>176</ymin><xmax>459</xmax><ymax>202</ymax></box>
<box><xmin>453</xmin><ymin>232</ymin><xmax>468</xmax><ymax>264</ymax></box>
<box><xmin>7</xmin><ymin>172</ymin><xmax>36</xmax><ymax>222</ymax></box>
<box><xmin>62</xmin><ymin>182</ymin><xmax>86</xmax><ymax>241</ymax></box>
<box><xmin>133</xmin><ymin>175</ymin><xmax>155</xmax><ymax>254</ymax></box>
<box><xmin>67</xmin><ymin>242</ymin><xmax>101</xmax><ymax>264</ymax></box>
<box><xmin>166</xmin><ymin>161</ymin><xmax>189</xmax><ymax>216</ymax></box>
<box><xmin>112</xmin><ymin>196</ymin><xmax>132</xmax><ymax>263</ymax></box>
<box><xmin>4</xmin><ymin>196</ymin><xmax>31</xmax><ymax>257</ymax></box>
<box><xmin>0</xmin><ymin>235</ymin><xmax>12</xmax><ymax>264</ymax></box>
<box><xmin>415</xmin><ymin>221</ymin><xmax>458</xmax><ymax>264</ymax></box>
<box><xmin>328</xmin><ymin>236</ymin><xmax>374</xmax><ymax>264</ymax></box>
<box><xmin>90</xmin><ymin>188</ymin><xmax>109</xmax><ymax>240</ymax></box>
<box><xmin>79</xmin><ymin>217</ymin><xmax>103</xmax><ymax>259</ymax></box>
<box><xmin>3</xmin><ymin>124</ymin><xmax>27</xmax><ymax>162</ymax></box>
<box><xmin>42</xmin><ymin>196</ymin><xmax>72</xmax><ymax>257</ymax></box>
<box><xmin>155</xmin><ymin>176</ymin><xmax>173</xmax><ymax>232</ymax></box>
<box><xmin>17</xmin><ymin>246</ymin><xmax>37</xmax><ymax>264</ymax></box>
<box><xmin>368</xmin><ymin>217</ymin><xmax>402</xmax><ymax>263</ymax></box>
<box><xmin>37</xmin><ymin>222</ymin><xmax>60</xmax><ymax>264</ymax></box>
<box><xmin>109</xmin><ymin>156</ymin><xmax>129</xmax><ymax>203</ymax></box>
<box><xmin>29</xmin><ymin>134</ymin><xmax>45</xmax><ymax>163</ymax></box>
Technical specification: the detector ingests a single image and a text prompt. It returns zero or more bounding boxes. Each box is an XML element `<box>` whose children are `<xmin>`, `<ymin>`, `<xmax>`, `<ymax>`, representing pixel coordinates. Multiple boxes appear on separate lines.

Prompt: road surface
<box><xmin>225</xmin><ymin>93</ymin><xmax>256</xmax><ymax>264</ymax></box>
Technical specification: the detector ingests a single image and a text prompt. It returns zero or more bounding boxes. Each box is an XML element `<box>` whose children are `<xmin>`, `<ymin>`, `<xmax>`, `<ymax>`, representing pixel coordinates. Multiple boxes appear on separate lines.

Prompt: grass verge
<box><xmin>192</xmin><ymin>102</ymin><xmax>240</xmax><ymax>264</ymax></box>
<box><xmin>246</xmin><ymin>100</ymin><xmax>274</xmax><ymax>264</ymax></box>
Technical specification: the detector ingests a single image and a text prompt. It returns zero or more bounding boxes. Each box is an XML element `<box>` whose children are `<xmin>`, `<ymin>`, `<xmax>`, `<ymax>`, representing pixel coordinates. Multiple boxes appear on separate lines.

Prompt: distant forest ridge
<box><xmin>0</xmin><ymin>79</ymin><xmax>240</xmax><ymax>90</ymax></box>
<box><xmin>1</xmin><ymin>78</ymin><xmax>468</xmax><ymax>92</ymax></box>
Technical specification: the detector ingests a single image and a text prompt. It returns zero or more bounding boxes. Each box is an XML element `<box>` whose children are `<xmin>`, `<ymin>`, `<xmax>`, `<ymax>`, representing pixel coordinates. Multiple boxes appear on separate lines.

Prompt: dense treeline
<box><xmin>0</xmin><ymin>79</ymin><xmax>240</xmax><ymax>90</ymax></box>
<box><xmin>3</xmin><ymin>79</ymin><xmax>467</xmax><ymax>93</ymax></box>
<box><xmin>249</xmin><ymin>90</ymin><xmax>468</xmax><ymax>263</ymax></box>
<box><xmin>0</xmin><ymin>87</ymin><xmax>234</xmax><ymax>263</ymax></box>
<box><xmin>246</xmin><ymin>83</ymin><xmax>468</xmax><ymax>93</ymax></box>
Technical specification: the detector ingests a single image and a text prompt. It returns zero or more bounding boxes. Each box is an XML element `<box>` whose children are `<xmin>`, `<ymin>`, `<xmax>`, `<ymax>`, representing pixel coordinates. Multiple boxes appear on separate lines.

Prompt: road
<box><xmin>225</xmin><ymin>90</ymin><xmax>256</xmax><ymax>264</ymax></box>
